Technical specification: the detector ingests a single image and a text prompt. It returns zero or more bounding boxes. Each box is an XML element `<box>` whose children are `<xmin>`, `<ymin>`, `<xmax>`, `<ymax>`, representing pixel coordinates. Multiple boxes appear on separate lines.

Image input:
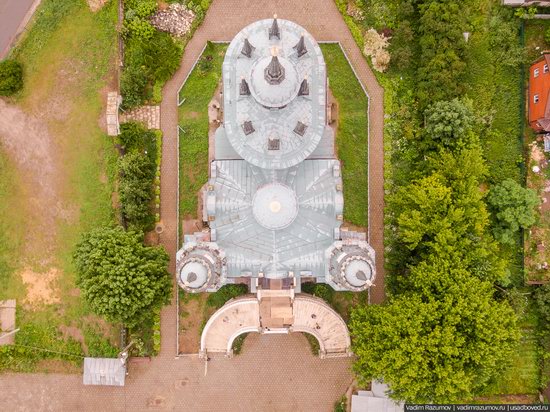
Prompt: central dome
<box><xmin>252</xmin><ymin>183</ymin><xmax>298</xmax><ymax>230</ymax></box>
<box><xmin>249</xmin><ymin>55</ymin><xmax>300</xmax><ymax>108</ymax></box>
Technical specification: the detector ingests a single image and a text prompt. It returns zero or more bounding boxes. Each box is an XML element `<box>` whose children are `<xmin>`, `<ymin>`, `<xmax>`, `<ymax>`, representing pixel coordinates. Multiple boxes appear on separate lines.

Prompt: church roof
<box><xmin>222</xmin><ymin>18</ymin><xmax>327</xmax><ymax>170</ymax></box>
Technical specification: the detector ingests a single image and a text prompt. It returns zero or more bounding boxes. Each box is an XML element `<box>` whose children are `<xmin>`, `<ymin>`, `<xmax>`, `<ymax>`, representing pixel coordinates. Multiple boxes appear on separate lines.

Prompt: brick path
<box><xmin>0</xmin><ymin>1</ymin><xmax>384</xmax><ymax>410</ymax></box>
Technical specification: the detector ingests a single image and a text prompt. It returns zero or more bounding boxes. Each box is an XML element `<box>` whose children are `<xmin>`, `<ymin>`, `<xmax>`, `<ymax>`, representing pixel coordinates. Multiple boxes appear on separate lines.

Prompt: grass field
<box><xmin>178</xmin><ymin>42</ymin><xmax>225</xmax><ymax>222</ymax></box>
<box><xmin>0</xmin><ymin>0</ymin><xmax>119</xmax><ymax>371</ymax></box>
<box><xmin>320</xmin><ymin>43</ymin><xmax>369</xmax><ymax>228</ymax></box>
<box><xmin>178</xmin><ymin>43</ymin><xmax>369</xmax><ymax>228</ymax></box>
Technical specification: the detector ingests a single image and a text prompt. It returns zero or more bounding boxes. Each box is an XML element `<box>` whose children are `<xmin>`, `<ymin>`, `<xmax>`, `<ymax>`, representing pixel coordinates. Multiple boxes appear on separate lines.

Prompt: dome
<box><xmin>252</xmin><ymin>182</ymin><xmax>298</xmax><ymax>230</ymax></box>
<box><xmin>342</xmin><ymin>257</ymin><xmax>373</xmax><ymax>288</ymax></box>
<box><xmin>222</xmin><ymin>18</ymin><xmax>328</xmax><ymax>170</ymax></box>
<box><xmin>179</xmin><ymin>259</ymin><xmax>210</xmax><ymax>289</ymax></box>
<box><xmin>249</xmin><ymin>54</ymin><xmax>300</xmax><ymax>108</ymax></box>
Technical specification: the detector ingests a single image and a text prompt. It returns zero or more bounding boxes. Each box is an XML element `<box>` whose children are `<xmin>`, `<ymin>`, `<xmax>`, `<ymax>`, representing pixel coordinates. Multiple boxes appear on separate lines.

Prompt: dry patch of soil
<box><xmin>19</xmin><ymin>267</ymin><xmax>61</xmax><ymax>306</ymax></box>
<box><xmin>35</xmin><ymin>359</ymin><xmax>81</xmax><ymax>374</ymax></box>
<box><xmin>59</xmin><ymin>324</ymin><xmax>88</xmax><ymax>355</ymax></box>
<box><xmin>86</xmin><ymin>0</ymin><xmax>109</xmax><ymax>13</ymax></box>
<box><xmin>178</xmin><ymin>294</ymin><xmax>207</xmax><ymax>354</ymax></box>
<box><xmin>0</xmin><ymin>100</ymin><xmax>76</xmax><ymax>264</ymax></box>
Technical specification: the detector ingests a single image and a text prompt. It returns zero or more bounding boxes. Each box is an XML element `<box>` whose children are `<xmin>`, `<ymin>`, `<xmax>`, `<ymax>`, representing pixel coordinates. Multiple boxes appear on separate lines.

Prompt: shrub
<box><xmin>206</xmin><ymin>284</ymin><xmax>248</xmax><ymax>309</ymax></box>
<box><xmin>231</xmin><ymin>333</ymin><xmax>248</xmax><ymax>355</ymax></box>
<box><xmin>118</xmin><ymin>122</ymin><xmax>157</xmax><ymax>164</ymax></box>
<box><xmin>122</xmin><ymin>32</ymin><xmax>182</xmax><ymax>106</ymax></box>
<box><xmin>546</xmin><ymin>27</ymin><xmax>550</xmax><ymax>45</ymax></box>
<box><xmin>423</xmin><ymin>98</ymin><xmax>475</xmax><ymax>150</ymax></box>
<box><xmin>363</xmin><ymin>29</ymin><xmax>391</xmax><ymax>72</ymax></box>
<box><xmin>124</xmin><ymin>16</ymin><xmax>155</xmax><ymax>40</ymax></box>
<box><xmin>118</xmin><ymin>152</ymin><xmax>156</xmax><ymax>231</ymax></box>
<box><xmin>487</xmin><ymin>179</ymin><xmax>540</xmax><ymax>245</ymax></box>
<box><xmin>301</xmin><ymin>282</ymin><xmax>335</xmax><ymax>304</ymax></box>
<box><xmin>121</xmin><ymin>65</ymin><xmax>147</xmax><ymax>109</ymax></box>
<box><xmin>73</xmin><ymin>226</ymin><xmax>172</xmax><ymax>327</ymax></box>
<box><xmin>0</xmin><ymin>59</ymin><xmax>23</xmax><ymax>96</ymax></box>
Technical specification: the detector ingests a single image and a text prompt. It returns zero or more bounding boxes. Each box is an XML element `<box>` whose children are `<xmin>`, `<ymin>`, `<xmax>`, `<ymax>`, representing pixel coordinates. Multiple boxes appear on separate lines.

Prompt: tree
<box><xmin>423</xmin><ymin>99</ymin><xmax>475</xmax><ymax>150</ymax></box>
<box><xmin>0</xmin><ymin>59</ymin><xmax>23</xmax><ymax>96</ymax></box>
<box><xmin>350</xmin><ymin>256</ymin><xmax>519</xmax><ymax>403</ymax></box>
<box><xmin>74</xmin><ymin>226</ymin><xmax>172</xmax><ymax>326</ymax></box>
<box><xmin>487</xmin><ymin>179</ymin><xmax>540</xmax><ymax>245</ymax></box>
<box><xmin>118</xmin><ymin>152</ymin><xmax>155</xmax><ymax>231</ymax></box>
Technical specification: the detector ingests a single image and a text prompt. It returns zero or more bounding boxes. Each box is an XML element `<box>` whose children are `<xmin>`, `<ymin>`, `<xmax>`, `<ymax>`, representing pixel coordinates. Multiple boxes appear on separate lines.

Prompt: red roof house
<box><xmin>529</xmin><ymin>53</ymin><xmax>550</xmax><ymax>132</ymax></box>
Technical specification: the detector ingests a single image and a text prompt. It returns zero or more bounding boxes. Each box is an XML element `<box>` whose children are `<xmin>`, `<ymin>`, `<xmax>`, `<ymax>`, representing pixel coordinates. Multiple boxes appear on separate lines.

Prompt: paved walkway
<box><xmin>0</xmin><ymin>334</ymin><xmax>353</xmax><ymax>411</ymax></box>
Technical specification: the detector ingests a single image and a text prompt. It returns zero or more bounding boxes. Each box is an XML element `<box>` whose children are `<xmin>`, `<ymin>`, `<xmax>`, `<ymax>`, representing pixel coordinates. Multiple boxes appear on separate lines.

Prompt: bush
<box><xmin>301</xmin><ymin>282</ymin><xmax>336</xmax><ymax>304</ymax></box>
<box><xmin>0</xmin><ymin>59</ymin><xmax>23</xmax><ymax>96</ymax></box>
<box><xmin>423</xmin><ymin>98</ymin><xmax>475</xmax><ymax>150</ymax></box>
<box><xmin>206</xmin><ymin>284</ymin><xmax>248</xmax><ymax>309</ymax></box>
<box><xmin>487</xmin><ymin>179</ymin><xmax>540</xmax><ymax>245</ymax></box>
<box><xmin>118</xmin><ymin>122</ymin><xmax>157</xmax><ymax>164</ymax></box>
<box><xmin>546</xmin><ymin>27</ymin><xmax>550</xmax><ymax>45</ymax></box>
<box><xmin>121</xmin><ymin>65</ymin><xmax>147</xmax><ymax>109</ymax></box>
<box><xmin>118</xmin><ymin>152</ymin><xmax>156</xmax><ymax>231</ymax></box>
<box><xmin>122</xmin><ymin>31</ymin><xmax>182</xmax><ymax>106</ymax></box>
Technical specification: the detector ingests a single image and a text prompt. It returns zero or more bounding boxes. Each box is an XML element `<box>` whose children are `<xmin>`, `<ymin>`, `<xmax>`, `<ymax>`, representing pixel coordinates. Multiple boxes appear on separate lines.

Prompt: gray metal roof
<box><xmin>222</xmin><ymin>18</ymin><xmax>327</xmax><ymax>170</ymax></box>
<box><xmin>205</xmin><ymin>159</ymin><xmax>342</xmax><ymax>279</ymax></box>
<box><xmin>176</xmin><ymin>18</ymin><xmax>376</xmax><ymax>294</ymax></box>
<box><xmin>83</xmin><ymin>357</ymin><xmax>126</xmax><ymax>386</ymax></box>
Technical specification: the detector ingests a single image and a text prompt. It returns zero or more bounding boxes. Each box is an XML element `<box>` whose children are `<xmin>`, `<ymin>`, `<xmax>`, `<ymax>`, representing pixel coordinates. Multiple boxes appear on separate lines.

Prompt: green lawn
<box><xmin>321</xmin><ymin>43</ymin><xmax>369</xmax><ymax>228</ymax></box>
<box><xmin>178</xmin><ymin>42</ymin><xmax>226</xmax><ymax>222</ymax></box>
<box><xmin>0</xmin><ymin>0</ymin><xmax>119</xmax><ymax>371</ymax></box>
<box><xmin>178</xmin><ymin>43</ymin><xmax>369</xmax><ymax>228</ymax></box>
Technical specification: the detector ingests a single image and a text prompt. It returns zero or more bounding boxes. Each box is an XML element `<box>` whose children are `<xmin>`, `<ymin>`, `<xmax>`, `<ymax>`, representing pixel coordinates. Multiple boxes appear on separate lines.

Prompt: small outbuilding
<box><xmin>83</xmin><ymin>357</ymin><xmax>126</xmax><ymax>386</ymax></box>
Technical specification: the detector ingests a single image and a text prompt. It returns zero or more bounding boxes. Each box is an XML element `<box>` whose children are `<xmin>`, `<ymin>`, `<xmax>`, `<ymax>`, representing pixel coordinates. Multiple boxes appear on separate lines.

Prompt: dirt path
<box><xmin>0</xmin><ymin>99</ymin><xmax>73</xmax><ymax>266</ymax></box>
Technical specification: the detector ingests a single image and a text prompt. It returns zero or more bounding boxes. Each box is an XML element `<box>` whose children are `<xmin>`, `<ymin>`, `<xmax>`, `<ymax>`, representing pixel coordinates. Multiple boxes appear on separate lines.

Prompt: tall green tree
<box><xmin>487</xmin><ymin>179</ymin><xmax>540</xmax><ymax>245</ymax></box>
<box><xmin>350</xmin><ymin>256</ymin><xmax>519</xmax><ymax>403</ymax></box>
<box><xmin>423</xmin><ymin>99</ymin><xmax>475</xmax><ymax>150</ymax></box>
<box><xmin>74</xmin><ymin>226</ymin><xmax>172</xmax><ymax>326</ymax></box>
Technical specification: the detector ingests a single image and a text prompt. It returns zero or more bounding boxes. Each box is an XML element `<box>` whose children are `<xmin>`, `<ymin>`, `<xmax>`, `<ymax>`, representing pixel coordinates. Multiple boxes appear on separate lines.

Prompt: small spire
<box><xmin>241</xmin><ymin>38</ymin><xmax>255</xmax><ymax>58</ymax></box>
<box><xmin>298</xmin><ymin>77</ymin><xmax>309</xmax><ymax>96</ymax></box>
<box><xmin>265</xmin><ymin>54</ymin><xmax>285</xmax><ymax>85</ymax></box>
<box><xmin>239</xmin><ymin>77</ymin><xmax>250</xmax><ymax>96</ymax></box>
<box><xmin>293</xmin><ymin>34</ymin><xmax>307</xmax><ymax>57</ymax></box>
<box><xmin>269</xmin><ymin>14</ymin><xmax>280</xmax><ymax>40</ymax></box>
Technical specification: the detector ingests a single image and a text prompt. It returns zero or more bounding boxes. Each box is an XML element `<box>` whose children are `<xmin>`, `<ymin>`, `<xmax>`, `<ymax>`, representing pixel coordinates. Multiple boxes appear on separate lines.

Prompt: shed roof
<box><xmin>83</xmin><ymin>357</ymin><xmax>126</xmax><ymax>386</ymax></box>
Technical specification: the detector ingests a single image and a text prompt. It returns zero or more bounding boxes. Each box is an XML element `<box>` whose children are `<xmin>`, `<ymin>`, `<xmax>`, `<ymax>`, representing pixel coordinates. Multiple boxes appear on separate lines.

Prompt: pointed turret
<box><xmin>298</xmin><ymin>77</ymin><xmax>309</xmax><ymax>96</ymax></box>
<box><xmin>293</xmin><ymin>34</ymin><xmax>307</xmax><ymax>57</ymax></box>
<box><xmin>264</xmin><ymin>47</ymin><xmax>285</xmax><ymax>85</ymax></box>
<box><xmin>269</xmin><ymin>14</ymin><xmax>280</xmax><ymax>40</ymax></box>
<box><xmin>239</xmin><ymin>77</ymin><xmax>250</xmax><ymax>96</ymax></box>
<box><xmin>241</xmin><ymin>38</ymin><xmax>255</xmax><ymax>58</ymax></box>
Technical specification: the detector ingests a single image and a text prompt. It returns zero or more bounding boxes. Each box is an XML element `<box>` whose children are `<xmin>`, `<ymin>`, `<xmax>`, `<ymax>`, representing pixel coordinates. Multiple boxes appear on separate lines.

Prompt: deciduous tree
<box><xmin>74</xmin><ymin>226</ymin><xmax>172</xmax><ymax>326</ymax></box>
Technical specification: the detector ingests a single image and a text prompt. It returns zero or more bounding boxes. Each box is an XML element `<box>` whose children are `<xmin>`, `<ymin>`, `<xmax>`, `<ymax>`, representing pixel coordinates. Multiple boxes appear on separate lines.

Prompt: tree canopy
<box><xmin>74</xmin><ymin>226</ymin><xmax>172</xmax><ymax>326</ymax></box>
<box><xmin>351</xmin><ymin>255</ymin><xmax>519</xmax><ymax>403</ymax></box>
<box><xmin>487</xmin><ymin>179</ymin><xmax>540</xmax><ymax>245</ymax></box>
